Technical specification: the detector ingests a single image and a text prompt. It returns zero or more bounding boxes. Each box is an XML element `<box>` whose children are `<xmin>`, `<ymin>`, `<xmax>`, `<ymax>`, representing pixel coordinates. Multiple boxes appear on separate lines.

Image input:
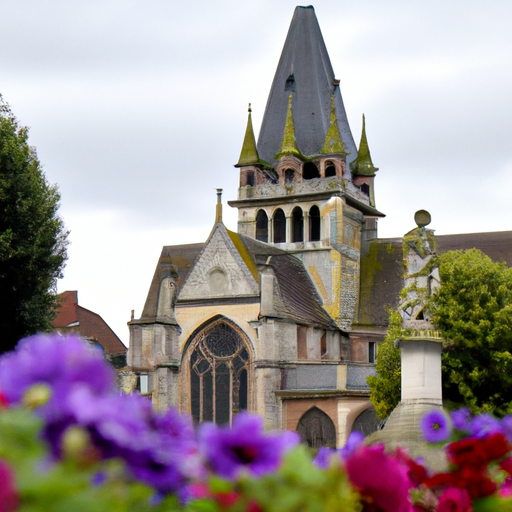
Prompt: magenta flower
<box><xmin>345</xmin><ymin>443</ymin><xmax>413</xmax><ymax>512</ymax></box>
<box><xmin>199</xmin><ymin>413</ymin><xmax>299</xmax><ymax>480</ymax></box>
<box><xmin>421</xmin><ymin>409</ymin><xmax>451</xmax><ymax>443</ymax></box>
<box><xmin>437</xmin><ymin>487</ymin><xmax>471</xmax><ymax>512</ymax></box>
<box><xmin>0</xmin><ymin>459</ymin><xmax>18</xmax><ymax>512</ymax></box>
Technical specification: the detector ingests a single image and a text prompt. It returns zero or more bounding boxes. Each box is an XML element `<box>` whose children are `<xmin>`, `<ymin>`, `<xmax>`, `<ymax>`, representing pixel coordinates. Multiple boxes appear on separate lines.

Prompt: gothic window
<box><xmin>297</xmin><ymin>407</ymin><xmax>336</xmax><ymax>448</ymax></box>
<box><xmin>273</xmin><ymin>208</ymin><xmax>286</xmax><ymax>243</ymax></box>
<box><xmin>285</xmin><ymin>168</ymin><xmax>295</xmax><ymax>184</ymax></box>
<box><xmin>190</xmin><ymin>321</ymin><xmax>250</xmax><ymax>425</ymax></box>
<box><xmin>309</xmin><ymin>205</ymin><xmax>321</xmax><ymax>241</ymax></box>
<box><xmin>303</xmin><ymin>162</ymin><xmax>320</xmax><ymax>180</ymax></box>
<box><xmin>256</xmin><ymin>210</ymin><xmax>268</xmax><ymax>243</ymax></box>
<box><xmin>351</xmin><ymin>407</ymin><xmax>380</xmax><ymax>437</ymax></box>
<box><xmin>325</xmin><ymin>161</ymin><xmax>336</xmax><ymax>177</ymax></box>
<box><xmin>292</xmin><ymin>207</ymin><xmax>303</xmax><ymax>243</ymax></box>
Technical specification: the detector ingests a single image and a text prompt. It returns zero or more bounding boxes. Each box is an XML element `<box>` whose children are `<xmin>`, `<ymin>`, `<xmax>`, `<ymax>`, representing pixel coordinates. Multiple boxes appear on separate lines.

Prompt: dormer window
<box><xmin>303</xmin><ymin>162</ymin><xmax>320</xmax><ymax>180</ymax></box>
<box><xmin>285</xmin><ymin>168</ymin><xmax>295</xmax><ymax>184</ymax></box>
<box><xmin>325</xmin><ymin>161</ymin><xmax>336</xmax><ymax>177</ymax></box>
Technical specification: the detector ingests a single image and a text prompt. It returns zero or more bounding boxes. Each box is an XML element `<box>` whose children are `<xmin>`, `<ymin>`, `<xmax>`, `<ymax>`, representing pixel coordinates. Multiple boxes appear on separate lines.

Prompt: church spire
<box><xmin>276</xmin><ymin>94</ymin><xmax>303</xmax><ymax>159</ymax></box>
<box><xmin>235</xmin><ymin>104</ymin><xmax>260</xmax><ymax>167</ymax></box>
<box><xmin>257</xmin><ymin>6</ymin><xmax>356</xmax><ymax>166</ymax></box>
<box><xmin>321</xmin><ymin>93</ymin><xmax>347</xmax><ymax>154</ymax></box>
<box><xmin>350</xmin><ymin>114</ymin><xmax>378</xmax><ymax>176</ymax></box>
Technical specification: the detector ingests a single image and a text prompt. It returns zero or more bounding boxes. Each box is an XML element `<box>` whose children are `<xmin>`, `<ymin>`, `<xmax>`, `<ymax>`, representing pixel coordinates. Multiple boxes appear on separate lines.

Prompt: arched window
<box><xmin>303</xmin><ymin>162</ymin><xmax>320</xmax><ymax>180</ymax></box>
<box><xmin>256</xmin><ymin>210</ymin><xmax>268</xmax><ymax>243</ymax></box>
<box><xmin>285</xmin><ymin>169</ymin><xmax>295</xmax><ymax>184</ymax></box>
<box><xmin>325</xmin><ymin>161</ymin><xmax>336</xmax><ymax>177</ymax></box>
<box><xmin>309</xmin><ymin>205</ymin><xmax>320</xmax><ymax>242</ymax></box>
<box><xmin>190</xmin><ymin>320</ymin><xmax>250</xmax><ymax>425</ymax></box>
<box><xmin>297</xmin><ymin>407</ymin><xmax>336</xmax><ymax>448</ymax></box>
<box><xmin>360</xmin><ymin>183</ymin><xmax>370</xmax><ymax>196</ymax></box>
<box><xmin>245</xmin><ymin>171</ymin><xmax>254</xmax><ymax>186</ymax></box>
<box><xmin>292</xmin><ymin>207</ymin><xmax>303</xmax><ymax>243</ymax></box>
<box><xmin>273</xmin><ymin>209</ymin><xmax>286</xmax><ymax>243</ymax></box>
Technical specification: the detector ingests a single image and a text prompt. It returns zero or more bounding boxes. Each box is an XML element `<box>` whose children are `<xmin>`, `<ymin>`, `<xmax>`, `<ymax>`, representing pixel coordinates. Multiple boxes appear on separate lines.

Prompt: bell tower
<box><xmin>228</xmin><ymin>6</ymin><xmax>384</xmax><ymax>331</ymax></box>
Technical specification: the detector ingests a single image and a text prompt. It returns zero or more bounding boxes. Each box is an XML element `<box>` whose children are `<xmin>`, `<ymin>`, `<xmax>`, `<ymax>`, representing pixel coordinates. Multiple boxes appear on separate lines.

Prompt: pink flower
<box><xmin>0</xmin><ymin>459</ymin><xmax>18</xmax><ymax>512</ymax></box>
<box><xmin>345</xmin><ymin>443</ymin><xmax>413</xmax><ymax>512</ymax></box>
<box><xmin>437</xmin><ymin>487</ymin><xmax>471</xmax><ymax>512</ymax></box>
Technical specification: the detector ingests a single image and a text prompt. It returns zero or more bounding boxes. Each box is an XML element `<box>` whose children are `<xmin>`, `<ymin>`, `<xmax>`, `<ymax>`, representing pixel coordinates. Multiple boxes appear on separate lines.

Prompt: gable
<box><xmin>178</xmin><ymin>225</ymin><xmax>259</xmax><ymax>301</ymax></box>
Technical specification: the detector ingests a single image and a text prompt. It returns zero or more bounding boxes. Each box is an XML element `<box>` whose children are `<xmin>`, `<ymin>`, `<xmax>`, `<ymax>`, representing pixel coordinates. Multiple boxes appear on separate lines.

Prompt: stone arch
<box><xmin>324</xmin><ymin>161</ymin><xmax>336</xmax><ymax>177</ymax></box>
<box><xmin>309</xmin><ymin>205</ymin><xmax>321</xmax><ymax>242</ymax></box>
<box><xmin>273</xmin><ymin>208</ymin><xmax>286</xmax><ymax>243</ymax></box>
<box><xmin>296</xmin><ymin>406</ymin><xmax>336</xmax><ymax>448</ymax></box>
<box><xmin>291</xmin><ymin>206</ymin><xmax>303</xmax><ymax>243</ymax></box>
<box><xmin>256</xmin><ymin>209</ymin><xmax>268</xmax><ymax>243</ymax></box>
<box><xmin>351</xmin><ymin>406</ymin><xmax>380</xmax><ymax>436</ymax></box>
<box><xmin>183</xmin><ymin>316</ymin><xmax>252</xmax><ymax>425</ymax></box>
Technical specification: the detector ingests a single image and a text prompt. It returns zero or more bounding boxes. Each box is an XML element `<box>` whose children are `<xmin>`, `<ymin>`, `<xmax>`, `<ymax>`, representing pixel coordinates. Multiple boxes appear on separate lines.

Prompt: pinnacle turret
<box><xmin>350</xmin><ymin>115</ymin><xmax>378</xmax><ymax>177</ymax></box>
<box><xmin>235</xmin><ymin>104</ymin><xmax>260</xmax><ymax>167</ymax></box>
<box><xmin>321</xmin><ymin>93</ymin><xmax>347</xmax><ymax>155</ymax></box>
<box><xmin>276</xmin><ymin>94</ymin><xmax>303</xmax><ymax>159</ymax></box>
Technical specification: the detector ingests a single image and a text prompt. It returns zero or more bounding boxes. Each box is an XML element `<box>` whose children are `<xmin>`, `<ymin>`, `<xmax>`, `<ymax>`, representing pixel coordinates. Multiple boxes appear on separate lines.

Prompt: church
<box><xmin>125</xmin><ymin>6</ymin><xmax>512</xmax><ymax>448</ymax></box>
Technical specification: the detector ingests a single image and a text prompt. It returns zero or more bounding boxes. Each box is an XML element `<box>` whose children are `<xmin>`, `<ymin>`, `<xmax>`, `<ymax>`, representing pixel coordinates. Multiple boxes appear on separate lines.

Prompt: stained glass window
<box><xmin>190</xmin><ymin>321</ymin><xmax>250</xmax><ymax>425</ymax></box>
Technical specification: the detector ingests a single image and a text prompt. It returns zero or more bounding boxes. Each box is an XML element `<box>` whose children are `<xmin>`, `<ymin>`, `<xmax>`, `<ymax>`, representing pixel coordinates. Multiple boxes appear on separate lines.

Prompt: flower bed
<box><xmin>1</xmin><ymin>333</ymin><xmax>512</xmax><ymax>511</ymax></box>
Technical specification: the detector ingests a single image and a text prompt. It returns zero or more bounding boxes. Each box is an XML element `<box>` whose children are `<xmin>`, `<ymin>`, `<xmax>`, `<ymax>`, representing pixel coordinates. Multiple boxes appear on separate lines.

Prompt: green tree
<box><xmin>432</xmin><ymin>249</ymin><xmax>512</xmax><ymax>417</ymax></box>
<box><xmin>368</xmin><ymin>248</ymin><xmax>512</xmax><ymax>418</ymax></box>
<box><xmin>0</xmin><ymin>96</ymin><xmax>68</xmax><ymax>354</ymax></box>
<box><xmin>367</xmin><ymin>309</ymin><xmax>403</xmax><ymax>419</ymax></box>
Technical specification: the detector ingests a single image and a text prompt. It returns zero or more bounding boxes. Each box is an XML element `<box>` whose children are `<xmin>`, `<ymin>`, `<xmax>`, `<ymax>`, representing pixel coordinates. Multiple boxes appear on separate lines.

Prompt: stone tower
<box><xmin>228</xmin><ymin>6</ymin><xmax>383</xmax><ymax>332</ymax></box>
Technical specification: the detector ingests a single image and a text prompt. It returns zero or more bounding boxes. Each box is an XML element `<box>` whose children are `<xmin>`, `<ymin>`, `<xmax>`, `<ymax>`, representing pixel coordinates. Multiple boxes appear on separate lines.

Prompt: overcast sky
<box><xmin>2</xmin><ymin>0</ymin><xmax>512</xmax><ymax>346</ymax></box>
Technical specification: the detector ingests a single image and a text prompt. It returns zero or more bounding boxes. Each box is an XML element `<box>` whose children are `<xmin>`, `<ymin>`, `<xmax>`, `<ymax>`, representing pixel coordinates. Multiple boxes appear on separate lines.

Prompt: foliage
<box><xmin>0</xmin><ymin>96</ymin><xmax>68</xmax><ymax>354</ymax></box>
<box><xmin>367</xmin><ymin>309</ymin><xmax>403</xmax><ymax>419</ymax></box>
<box><xmin>430</xmin><ymin>249</ymin><xmax>512</xmax><ymax>417</ymax></box>
<box><xmin>4</xmin><ymin>333</ymin><xmax>512</xmax><ymax>511</ymax></box>
<box><xmin>369</xmin><ymin>248</ymin><xmax>512</xmax><ymax>419</ymax></box>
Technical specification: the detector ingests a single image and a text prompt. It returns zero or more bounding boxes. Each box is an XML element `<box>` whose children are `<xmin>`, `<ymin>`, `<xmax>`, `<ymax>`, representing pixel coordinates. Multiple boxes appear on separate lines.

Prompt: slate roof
<box><xmin>53</xmin><ymin>291</ymin><xmax>126</xmax><ymax>356</ymax></box>
<box><xmin>257</xmin><ymin>6</ymin><xmax>357</xmax><ymax>167</ymax></box>
<box><xmin>137</xmin><ymin>243</ymin><xmax>204</xmax><ymax>323</ymax></box>
<box><xmin>356</xmin><ymin>230</ymin><xmax>512</xmax><ymax>329</ymax></box>
<box><xmin>136</xmin><ymin>227</ymin><xmax>337</xmax><ymax>330</ymax></box>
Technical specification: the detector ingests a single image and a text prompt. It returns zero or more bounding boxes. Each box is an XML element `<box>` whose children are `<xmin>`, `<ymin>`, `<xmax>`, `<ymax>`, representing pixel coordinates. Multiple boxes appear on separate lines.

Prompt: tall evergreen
<box><xmin>0</xmin><ymin>96</ymin><xmax>68</xmax><ymax>353</ymax></box>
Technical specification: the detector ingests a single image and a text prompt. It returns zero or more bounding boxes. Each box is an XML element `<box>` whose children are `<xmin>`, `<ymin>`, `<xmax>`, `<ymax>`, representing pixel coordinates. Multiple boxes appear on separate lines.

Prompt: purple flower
<box><xmin>313</xmin><ymin>446</ymin><xmax>337</xmax><ymax>468</ymax></box>
<box><xmin>421</xmin><ymin>409</ymin><xmax>451</xmax><ymax>443</ymax></box>
<box><xmin>0</xmin><ymin>333</ymin><xmax>116</xmax><ymax>416</ymax></box>
<box><xmin>450</xmin><ymin>408</ymin><xmax>472</xmax><ymax>433</ymax></box>
<box><xmin>468</xmin><ymin>413</ymin><xmax>502</xmax><ymax>438</ymax></box>
<box><xmin>199</xmin><ymin>412</ymin><xmax>299</xmax><ymax>480</ymax></box>
<box><xmin>340</xmin><ymin>431</ymin><xmax>365</xmax><ymax>459</ymax></box>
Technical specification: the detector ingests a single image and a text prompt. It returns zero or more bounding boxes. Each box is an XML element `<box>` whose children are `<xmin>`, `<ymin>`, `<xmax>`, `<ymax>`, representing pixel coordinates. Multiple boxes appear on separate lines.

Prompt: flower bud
<box><xmin>61</xmin><ymin>426</ymin><xmax>100</xmax><ymax>467</ymax></box>
<box><xmin>22</xmin><ymin>384</ymin><xmax>51</xmax><ymax>409</ymax></box>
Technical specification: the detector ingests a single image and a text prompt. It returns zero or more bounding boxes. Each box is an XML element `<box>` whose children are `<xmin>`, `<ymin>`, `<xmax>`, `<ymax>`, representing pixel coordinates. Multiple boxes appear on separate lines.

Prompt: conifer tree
<box><xmin>0</xmin><ymin>96</ymin><xmax>68</xmax><ymax>354</ymax></box>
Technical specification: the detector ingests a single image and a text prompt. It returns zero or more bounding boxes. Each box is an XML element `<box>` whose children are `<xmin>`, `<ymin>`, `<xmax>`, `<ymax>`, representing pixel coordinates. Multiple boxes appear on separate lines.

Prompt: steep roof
<box><xmin>138</xmin><ymin>243</ymin><xmax>205</xmax><ymax>323</ymax></box>
<box><xmin>257</xmin><ymin>6</ymin><xmax>357</xmax><ymax>166</ymax></box>
<box><xmin>53</xmin><ymin>291</ymin><xmax>126</xmax><ymax>356</ymax></box>
<box><xmin>137</xmin><ymin>230</ymin><xmax>337</xmax><ymax>330</ymax></box>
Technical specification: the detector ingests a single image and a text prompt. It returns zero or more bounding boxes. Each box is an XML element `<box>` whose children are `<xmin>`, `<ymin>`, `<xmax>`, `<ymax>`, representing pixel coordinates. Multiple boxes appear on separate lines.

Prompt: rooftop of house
<box><xmin>53</xmin><ymin>291</ymin><xmax>127</xmax><ymax>356</ymax></box>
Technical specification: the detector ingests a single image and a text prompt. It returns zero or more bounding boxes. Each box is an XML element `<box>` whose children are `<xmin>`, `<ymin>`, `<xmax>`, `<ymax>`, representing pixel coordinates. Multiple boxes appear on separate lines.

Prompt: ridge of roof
<box><xmin>257</xmin><ymin>5</ymin><xmax>356</xmax><ymax>166</ymax></box>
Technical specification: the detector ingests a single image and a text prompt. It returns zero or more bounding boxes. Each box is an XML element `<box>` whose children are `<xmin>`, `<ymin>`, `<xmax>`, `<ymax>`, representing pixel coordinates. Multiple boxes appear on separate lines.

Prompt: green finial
<box><xmin>276</xmin><ymin>94</ymin><xmax>303</xmax><ymax>159</ymax></box>
<box><xmin>235</xmin><ymin>103</ymin><xmax>260</xmax><ymax>167</ymax></box>
<box><xmin>350</xmin><ymin>114</ymin><xmax>378</xmax><ymax>176</ymax></box>
<box><xmin>321</xmin><ymin>93</ymin><xmax>346</xmax><ymax>154</ymax></box>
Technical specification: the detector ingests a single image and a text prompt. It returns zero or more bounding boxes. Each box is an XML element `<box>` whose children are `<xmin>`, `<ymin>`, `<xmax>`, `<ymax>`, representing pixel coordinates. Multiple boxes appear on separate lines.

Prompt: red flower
<box><xmin>0</xmin><ymin>391</ymin><xmax>8</xmax><ymax>408</ymax></box>
<box><xmin>437</xmin><ymin>487</ymin><xmax>471</xmax><ymax>512</ymax></box>
<box><xmin>447</xmin><ymin>433</ymin><xmax>510</xmax><ymax>468</ymax></box>
<box><xmin>0</xmin><ymin>459</ymin><xmax>18</xmax><ymax>512</ymax></box>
